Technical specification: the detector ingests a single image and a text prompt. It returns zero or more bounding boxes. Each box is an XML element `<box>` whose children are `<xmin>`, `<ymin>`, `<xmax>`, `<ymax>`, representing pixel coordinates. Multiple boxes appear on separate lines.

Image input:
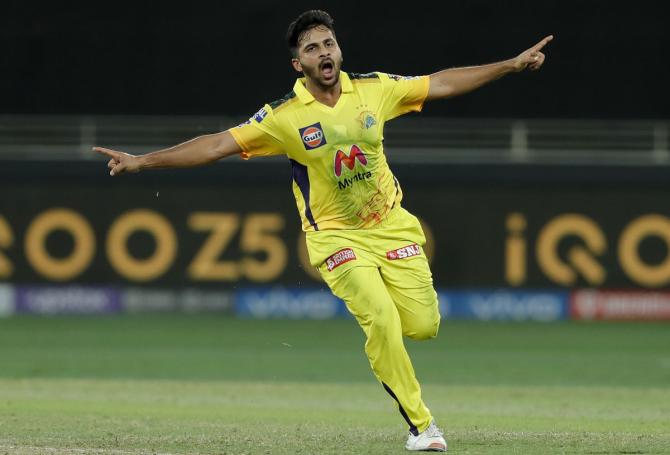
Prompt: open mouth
<box><xmin>320</xmin><ymin>60</ymin><xmax>335</xmax><ymax>78</ymax></box>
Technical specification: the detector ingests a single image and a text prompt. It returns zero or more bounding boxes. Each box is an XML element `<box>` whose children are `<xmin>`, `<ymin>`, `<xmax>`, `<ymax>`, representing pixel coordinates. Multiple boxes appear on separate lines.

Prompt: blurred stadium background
<box><xmin>1</xmin><ymin>1</ymin><xmax>669</xmax><ymax>454</ymax></box>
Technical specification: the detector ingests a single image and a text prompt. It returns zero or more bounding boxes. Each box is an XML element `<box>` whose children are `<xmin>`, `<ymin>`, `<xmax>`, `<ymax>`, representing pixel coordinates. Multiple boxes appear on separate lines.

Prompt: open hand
<box><xmin>512</xmin><ymin>35</ymin><xmax>553</xmax><ymax>72</ymax></box>
<box><xmin>93</xmin><ymin>147</ymin><xmax>142</xmax><ymax>176</ymax></box>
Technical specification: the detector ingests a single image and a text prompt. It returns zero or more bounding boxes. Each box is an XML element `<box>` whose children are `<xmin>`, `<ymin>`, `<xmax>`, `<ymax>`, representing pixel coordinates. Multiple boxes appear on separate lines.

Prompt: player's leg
<box><xmin>320</xmin><ymin>264</ymin><xmax>434</xmax><ymax>436</ymax></box>
<box><xmin>376</xmin><ymin>207</ymin><xmax>441</xmax><ymax>341</ymax></box>
<box><xmin>380</xmin><ymin>247</ymin><xmax>441</xmax><ymax>341</ymax></box>
<box><xmin>375</xmin><ymin>216</ymin><xmax>447</xmax><ymax>451</ymax></box>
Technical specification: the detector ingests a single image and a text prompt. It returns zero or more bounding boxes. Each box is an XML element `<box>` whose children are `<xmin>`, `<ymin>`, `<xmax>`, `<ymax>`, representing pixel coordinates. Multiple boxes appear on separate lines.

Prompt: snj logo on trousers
<box><xmin>299</xmin><ymin>122</ymin><xmax>327</xmax><ymax>150</ymax></box>
<box><xmin>326</xmin><ymin>248</ymin><xmax>357</xmax><ymax>271</ymax></box>
<box><xmin>386</xmin><ymin>244</ymin><xmax>421</xmax><ymax>260</ymax></box>
<box><xmin>334</xmin><ymin>145</ymin><xmax>367</xmax><ymax>177</ymax></box>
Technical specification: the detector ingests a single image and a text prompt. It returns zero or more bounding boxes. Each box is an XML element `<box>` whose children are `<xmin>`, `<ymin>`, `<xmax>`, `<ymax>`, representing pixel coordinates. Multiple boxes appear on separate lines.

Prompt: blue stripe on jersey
<box><xmin>289</xmin><ymin>158</ymin><xmax>319</xmax><ymax>231</ymax></box>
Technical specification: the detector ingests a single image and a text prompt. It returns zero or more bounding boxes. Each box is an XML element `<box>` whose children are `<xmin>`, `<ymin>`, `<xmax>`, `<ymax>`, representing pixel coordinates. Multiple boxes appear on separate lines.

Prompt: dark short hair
<box><xmin>286</xmin><ymin>10</ymin><xmax>336</xmax><ymax>57</ymax></box>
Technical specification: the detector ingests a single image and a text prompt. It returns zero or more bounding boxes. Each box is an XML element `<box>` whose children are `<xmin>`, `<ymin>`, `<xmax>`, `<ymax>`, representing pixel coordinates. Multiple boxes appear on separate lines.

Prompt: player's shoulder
<box><xmin>233</xmin><ymin>92</ymin><xmax>296</xmax><ymax>131</ymax></box>
<box><xmin>348</xmin><ymin>72</ymin><xmax>385</xmax><ymax>85</ymax></box>
<box><xmin>348</xmin><ymin>72</ymin><xmax>410</xmax><ymax>87</ymax></box>
<box><xmin>267</xmin><ymin>90</ymin><xmax>299</xmax><ymax>114</ymax></box>
<box><xmin>355</xmin><ymin>71</ymin><xmax>423</xmax><ymax>82</ymax></box>
<box><xmin>348</xmin><ymin>71</ymin><xmax>381</xmax><ymax>80</ymax></box>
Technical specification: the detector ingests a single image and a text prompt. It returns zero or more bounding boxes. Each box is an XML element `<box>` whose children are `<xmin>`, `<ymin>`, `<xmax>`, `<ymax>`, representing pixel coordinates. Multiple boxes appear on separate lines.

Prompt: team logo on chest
<box><xmin>299</xmin><ymin>122</ymin><xmax>327</xmax><ymax>150</ymax></box>
<box><xmin>357</xmin><ymin>111</ymin><xmax>377</xmax><ymax>130</ymax></box>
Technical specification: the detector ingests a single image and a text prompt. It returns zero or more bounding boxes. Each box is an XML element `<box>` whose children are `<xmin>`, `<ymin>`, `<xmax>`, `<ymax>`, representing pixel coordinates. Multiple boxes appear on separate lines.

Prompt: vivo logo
<box><xmin>237</xmin><ymin>289</ymin><xmax>341</xmax><ymax>319</ymax></box>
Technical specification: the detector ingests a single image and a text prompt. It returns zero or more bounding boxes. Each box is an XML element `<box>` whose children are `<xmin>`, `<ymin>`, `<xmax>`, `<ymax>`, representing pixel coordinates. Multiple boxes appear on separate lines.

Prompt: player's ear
<box><xmin>291</xmin><ymin>58</ymin><xmax>302</xmax><ymax>73</ymax></box>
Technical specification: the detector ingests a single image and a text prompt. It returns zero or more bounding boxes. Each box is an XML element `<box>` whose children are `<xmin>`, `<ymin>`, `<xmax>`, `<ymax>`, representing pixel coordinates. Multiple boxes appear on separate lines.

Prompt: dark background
<box><xmin>3</xmin><ymin>0</ymin><xmax>668</xmax><ymax>118</ymax></box>
<box><xmin>2</xmin><ymin>162</ymin><xmax>669</xmax><ymax>289</ymax></box>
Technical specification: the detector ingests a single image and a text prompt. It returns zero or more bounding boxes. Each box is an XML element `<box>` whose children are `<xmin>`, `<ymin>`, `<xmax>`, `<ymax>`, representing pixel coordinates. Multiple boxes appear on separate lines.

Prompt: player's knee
<box><xmin>405</xmin><ymin>317</ymin><xmax>440</xmax><ymax>340</ymax></box>
<box><xmin>404</xmin><ymin>304</ymin><xmax>441</xmax><ymax>340</ymax></box>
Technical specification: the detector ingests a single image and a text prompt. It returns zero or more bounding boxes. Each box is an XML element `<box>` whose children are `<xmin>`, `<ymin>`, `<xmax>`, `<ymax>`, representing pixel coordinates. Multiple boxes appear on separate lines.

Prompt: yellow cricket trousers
<box><xmin>306</xmin><ymin>206</ymin><xmax>440</xmax><ymax>435</ymax></box>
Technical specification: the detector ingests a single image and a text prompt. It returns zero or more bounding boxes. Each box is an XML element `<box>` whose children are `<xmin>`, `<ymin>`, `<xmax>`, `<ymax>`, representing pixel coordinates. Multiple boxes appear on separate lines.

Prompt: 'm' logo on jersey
<box><xmin>386</xmin><ymin>244</ymin><xmax>421</xmax><ymax>260</ymax></box>
<box><xmin>334</xmin><ymin>145</ymin><xmax>368</xmax><ymax>177</ymax></box>
<box><xmin>299</xmin><ymin>122</ymin><xmax>327</xmax><ymax>150</ymax></box>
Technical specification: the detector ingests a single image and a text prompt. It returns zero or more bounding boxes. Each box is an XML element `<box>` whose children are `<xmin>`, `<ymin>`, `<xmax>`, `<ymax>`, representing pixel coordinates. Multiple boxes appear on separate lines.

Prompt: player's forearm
<box><xmin>139</xmin><ymin>133</ymin><xmax>236</xmax><ymax>170</ymax></box>
<box><xmin>426</xmin><ymin>60</ymin><xmax>516</xmax><ymax>101</ymax></box>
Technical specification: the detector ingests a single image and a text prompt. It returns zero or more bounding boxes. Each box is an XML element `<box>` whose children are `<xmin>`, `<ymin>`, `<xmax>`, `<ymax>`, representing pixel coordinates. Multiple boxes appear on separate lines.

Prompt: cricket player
<box><xmin>94</xmin><ymin>10</ymin><xmax>551</xmax><ymax>452</ymax></box>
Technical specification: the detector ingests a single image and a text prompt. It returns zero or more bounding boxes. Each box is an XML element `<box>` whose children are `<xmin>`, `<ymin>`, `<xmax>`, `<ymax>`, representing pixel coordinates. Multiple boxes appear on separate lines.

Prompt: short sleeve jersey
<box><xmin>229</xmin><ymin>71</ymin><xmax>429</xmax><ymax>231</ymax></box>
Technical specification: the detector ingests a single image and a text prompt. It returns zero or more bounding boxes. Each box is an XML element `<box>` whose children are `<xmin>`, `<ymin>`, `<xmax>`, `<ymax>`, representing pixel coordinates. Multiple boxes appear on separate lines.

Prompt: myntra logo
<box><xmin>334</xmin><ymin>145</ymin><xmax>367</xmax><ymax>177</ymax></box>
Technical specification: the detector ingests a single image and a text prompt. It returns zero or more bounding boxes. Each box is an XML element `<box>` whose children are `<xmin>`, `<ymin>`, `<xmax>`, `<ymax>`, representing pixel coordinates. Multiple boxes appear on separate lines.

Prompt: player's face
<box><xmin>292</xmin><ymin>26</ymin><xmax>343</xmax><ymax>88</ymax></box>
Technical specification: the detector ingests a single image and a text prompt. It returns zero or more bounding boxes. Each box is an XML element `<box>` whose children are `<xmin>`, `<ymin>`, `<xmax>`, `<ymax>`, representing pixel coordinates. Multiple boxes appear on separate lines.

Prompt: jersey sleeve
<box><xmin>228</xmin><ymin>105</ymin><xmax>285</xmax><ymax>159</ymax></box>
<box><xmin>377</xmin><ymin>72</ymin><xmax>430</xmax><ymax>121</ymax></box>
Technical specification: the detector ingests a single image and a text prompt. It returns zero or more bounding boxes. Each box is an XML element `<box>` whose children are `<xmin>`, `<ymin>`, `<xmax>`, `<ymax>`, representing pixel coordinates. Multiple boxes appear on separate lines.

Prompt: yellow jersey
<box><xmin>229</xmin><ymin>71</ymin><xmax>429</xmax><ymax>231</ymax></box>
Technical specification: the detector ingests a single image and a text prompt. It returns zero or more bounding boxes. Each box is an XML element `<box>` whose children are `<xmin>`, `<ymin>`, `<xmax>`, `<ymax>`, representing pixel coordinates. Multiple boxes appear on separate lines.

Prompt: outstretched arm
<box><xmin>93</xmin><ymin>130</ymin><xmax>242</xmax><ymax>176</ymax></box>
<box><xmin>426</xmin><ymin>35</ymin><xmax>553</xmax><ymax>101</ymax></box>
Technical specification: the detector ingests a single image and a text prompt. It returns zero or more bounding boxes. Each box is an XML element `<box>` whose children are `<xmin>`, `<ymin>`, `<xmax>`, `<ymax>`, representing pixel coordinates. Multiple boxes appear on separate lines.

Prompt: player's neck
<box><xmin>304</xmin><ymin>77</ymin><xmax>342</xmax><ymax>108</ymax></box>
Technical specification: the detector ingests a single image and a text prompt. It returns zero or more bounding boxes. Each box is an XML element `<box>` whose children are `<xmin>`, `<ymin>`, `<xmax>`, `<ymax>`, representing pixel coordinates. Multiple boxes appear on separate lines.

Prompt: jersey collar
<box><xmin>294</xmin><ymin>71</ymin><xmax>353</xmax><ymax>105</ymax></box>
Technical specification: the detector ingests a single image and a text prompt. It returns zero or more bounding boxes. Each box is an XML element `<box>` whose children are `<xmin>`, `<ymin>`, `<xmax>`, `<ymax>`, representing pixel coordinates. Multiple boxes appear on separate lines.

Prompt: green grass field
<box><xmin>0</xmin><ymin>316</ymin><xmax>668</xmax><ymax>454</ymax></box>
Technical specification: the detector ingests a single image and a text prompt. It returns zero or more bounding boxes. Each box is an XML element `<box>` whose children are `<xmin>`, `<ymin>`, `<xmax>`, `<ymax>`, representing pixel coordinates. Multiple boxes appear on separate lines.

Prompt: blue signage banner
<box><xmin>235</xmin><ymin>287</ymin><xmax>569</xmax><ymax>321</ymax></box>
<box><xmin>235</xmin><ymin>287</ymin><xmax>351</xmax><ymax>319</ymax></box>
<box><xmin>439</xmin><ymin>289</ymin><xmax>569</xmax><ymax>321</ymax></box>
<box><xmin>15</xmin><ymin>285</ymin><xmax>122</xmax><ymax>315</ymax></box>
